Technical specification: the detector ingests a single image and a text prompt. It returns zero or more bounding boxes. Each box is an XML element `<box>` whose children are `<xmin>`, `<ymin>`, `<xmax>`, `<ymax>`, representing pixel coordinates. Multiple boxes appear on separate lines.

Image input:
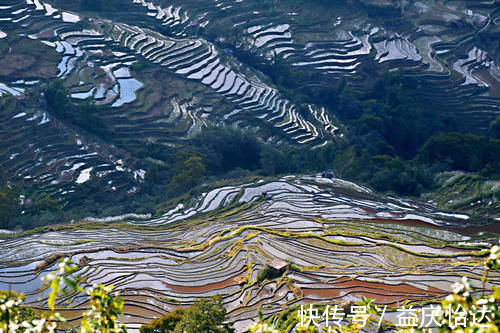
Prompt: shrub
<box><xmin>174</xmin><ymin>295</ymin><xmax>233</xmax><ymax>333</ymax></box>
<box><xmin>139</xmin><ymin>309</ymin><xmax>185</xmax><ymax>333</ymax></box>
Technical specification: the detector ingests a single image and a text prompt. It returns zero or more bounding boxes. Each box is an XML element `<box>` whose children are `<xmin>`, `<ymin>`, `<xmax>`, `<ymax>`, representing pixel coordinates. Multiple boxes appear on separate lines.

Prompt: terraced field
<box><xmin>0</xmin><ymin>1</ymin><xmax>499</xmax><ymax>331</ymax></box>
<box><xmin>0</xmin><ymin>0</ymin><xmax>340</xmax><ymax>147</ymax></box>
<box><xmin>108</xmin><ymin>0</ymin><xmax>500</xmax><ymax>133</ymax></box>
<box><xmin>1</xmin><ymin>0</ymin><xmax>499</xmax><ymax>202</ymax></box>
<box><xmin>0</xmin><ymin>176</ymin><xmax>498</xmax><ymax>331</ymax></box>
<box><xmin>0</xmin><ymin>100</ymin><xmax>142</xmax><ymax>202</ymax></box>
<box><xmin>156</xmin><ymin>0</ymin><xmax>500</xmax><ymax>131</ymax></box>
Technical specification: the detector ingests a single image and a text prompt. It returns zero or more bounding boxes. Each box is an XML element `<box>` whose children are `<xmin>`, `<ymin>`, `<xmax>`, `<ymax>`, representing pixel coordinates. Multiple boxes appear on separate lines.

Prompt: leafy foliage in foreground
<box><xmin>0</xmin><ymin>258</ymin><xmax>126</xmax><ymax>332</ymax></box>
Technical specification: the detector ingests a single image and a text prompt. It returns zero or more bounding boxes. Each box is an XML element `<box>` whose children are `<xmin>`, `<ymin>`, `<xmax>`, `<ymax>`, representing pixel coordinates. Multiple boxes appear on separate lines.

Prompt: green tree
<box><xmin>0</xmin><ymin>185</ymin><xmax>19</xmax><ymax>229</ymax></box>
<box><xmin>260</xmin><ymin>146</ymin><xmax>287</xmax><ymax>176</ymax></box>
<box><xmin>338</xmin><ymin>85</ymin><xmax>362</xmax><ymax>119</ymax></box>
<box><xmin>139</xmin><ymin>309</ymin><xmax>185</xmax><ymax>333</ymax></box>
<box><xmin>191</xmin><ymin>128</ymin><xmax>262</xmax><ymax>174</ymax></box>
<box><xmin>418</xmin><ymin>133</ymin><xmax>494</xmax><ymax>172</ymax></box>
<box><xmin>489</xmin><ymin>117</ymin><xmax>500</xmax><ymax>139</ymax></box>
<box><xmin>45</xmin><ymin>79</ymin><xmax>70</xmax><ymax>119</ymax></box>
<box><xmin>0</xmin><ymin>96</ymin><xmax>16</xmax><ymax>116</ymax></box>
<box><xmin>174</xmin><ymin>295</ymin><xmax>233</xmax><ymax>333</ymax></box>
<box><xmin>35</xmin><ymin>196</ymin><xmax>61</xmax><ymax>213</ymax></box>
<box><xmin>169</xmin><ymin>150</ymin><xmax>206</xmax><ymax>193</ymax></box>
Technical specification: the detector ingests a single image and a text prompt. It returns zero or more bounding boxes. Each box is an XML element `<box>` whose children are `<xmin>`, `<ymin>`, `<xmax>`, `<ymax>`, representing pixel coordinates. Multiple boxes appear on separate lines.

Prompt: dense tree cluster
<box><xmin>139</xmin><ymin>296</ymin><xmax>233</xmax><ymax>333</ymax></box>
<box><xmin>190</xmin><ymin>128</ymin><xmax>261</xmax><ymax>174</ymax></box>
<box><xmin>418</xmin><ymin>133</ymin><xmax>500</xmax><ymax>173</ymax></box>
<box><xmin>79</xmin><ymin>0</ymin><xmax>123</xmax><ymax>12</ymax></box>
<box><xmin>0</xmin><ymin>183</ymin><xmax>19</xmax><ymax>230</ymax></box>
<box><xmin>45</xmin><ymin>79</ymin><xmax>110</xmax><ymax>139</ymax></box>
<box><xmin>139</xmin><ymin>309</ymin><xmax>186</xmax><ymax>333</ymax></box>
<box><xmin>168</xmin><ymin>149</ymin><xmax>206</xmax><ymax>194</ymax></box>
<box><xmin>329</xmin><ymin>72</ymin><xmax>500</xmax><ymax>195</ymax></box>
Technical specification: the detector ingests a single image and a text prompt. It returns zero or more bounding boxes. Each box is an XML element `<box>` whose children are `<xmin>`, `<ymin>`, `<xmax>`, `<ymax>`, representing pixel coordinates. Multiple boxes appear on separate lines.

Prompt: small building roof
<box><xmin>270</xmin><ymin>259</ymin><xmax>288</xmax><ymax>270</ymax></box>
